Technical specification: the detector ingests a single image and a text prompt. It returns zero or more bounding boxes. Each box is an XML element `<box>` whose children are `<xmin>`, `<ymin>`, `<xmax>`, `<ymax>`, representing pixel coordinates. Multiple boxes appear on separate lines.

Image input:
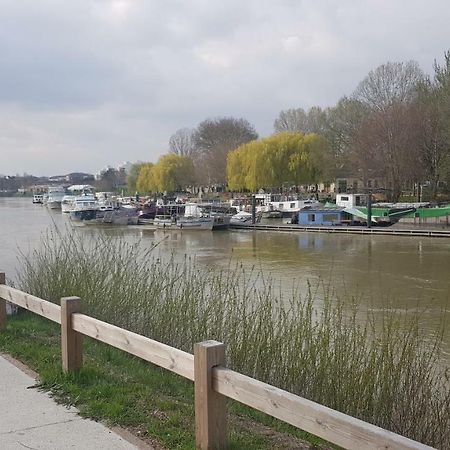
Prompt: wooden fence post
<box><xmin>61</xmin><ymin>296</ymin><xmax>83</xmax><ymax>372</ymax></box>
<box><xmin>194</xmin><ymin>340</ymin><xmax>227</xmax><ymax>450</ymax></box>
<box><xmin>0</xmin><ymin>272</ymin><xmax>6</xmax><ymax>331</ymax></box>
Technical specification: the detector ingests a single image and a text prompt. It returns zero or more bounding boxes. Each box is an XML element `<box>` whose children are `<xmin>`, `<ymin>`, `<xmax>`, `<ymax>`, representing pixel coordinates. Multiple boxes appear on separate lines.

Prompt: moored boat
<box><xmin>32</xmin><ymin>194</ymin><xmax>44</xmax><ymax>204</ymax></box>
<box><xmin>177</xmin><ymin>216</ymin><xmax>214</xmax><ymax>230</ymax></box>
<box><xmin>191</xmin><ymin>203</ymin><xmax>236</xmax><ymax>230</ymax></box>
<box><xmin>84</xmin><ymin>209</ymin><xmax>129</xmax><ymax>226</ymax></box>
<box><xmin>255</xmin><ymin>193</ymin><xmax>321</xmax><ymax>217</ymax></box>
<box><xmin>230</xmin><ymin>211</ymin><xmax>262</xmax><ymax>226</ymax></box>
<box><xmin>210</xmin><ymin>214</ymin><xmax>231</xmax><ymax>230</ymax></box>
<box><xmin>152</xmin><ymin>203</ymin><xmax>185</xmax><ymax>228</ymax></box>
<box><xmin>153</xmin><ymin>215</ymin><xmax>177</xmax><ymax>228</ymax></box>
<box><xmin>46</xmin><ymin>187</ymin><xmax>66</xmax><ymax>210</ymax></box>
<box><xmin>176</xmin><ymin>203</ymin><xmax>214</xmax><ymax>230</ymax></box>
<box><xmin>62</xmin><ymin>185</ymin><xmax>95</xmax><ymax>213</ymax></box>
<box><xmin>262</xmin><ymin>209</ymin><xmax>283</xmax><ymax>219</ymax></box>
<box><xmin>69</xmin><ymin>196</ymin><xmax>101</xmax><ymax>221</ymax></box>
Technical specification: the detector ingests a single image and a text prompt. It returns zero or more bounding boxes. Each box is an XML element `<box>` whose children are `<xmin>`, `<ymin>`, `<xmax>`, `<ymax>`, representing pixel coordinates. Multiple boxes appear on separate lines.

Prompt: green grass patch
<box><xmin>0</xmin><ymin>312</ymin><xmax>325</xmax><ymax>449</ymax></box>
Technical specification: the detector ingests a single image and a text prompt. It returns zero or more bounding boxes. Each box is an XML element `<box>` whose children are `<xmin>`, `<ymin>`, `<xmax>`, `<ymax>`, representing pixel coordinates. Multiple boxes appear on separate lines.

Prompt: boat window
<box><xmin>308</xmin><ymin>214</ymin><xmax>316</xmax><ymax>222</ymax></box>
<box><xmin>290</xmin><ymin>203</ymin><xmax>295</xmax><ymax>208</ymax></box>
<box><xmin>323</xmin><ymin>214</ymin><xmax>339</xmax><ymax>222</ymax></box>
<box><xmin>341</xmin><ymin>196</ymin><xmax>349</xmax><ymax>201</ymax></box>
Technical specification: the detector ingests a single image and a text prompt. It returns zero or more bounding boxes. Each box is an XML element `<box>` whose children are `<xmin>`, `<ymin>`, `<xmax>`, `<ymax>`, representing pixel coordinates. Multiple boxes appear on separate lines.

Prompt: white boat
<box><xmin>176</xmin><ymin>203</ymin><xmax>214</xmax><ymax>230</ymax></box>
<box><xmin>153</xmin><ymin>215</ymin><xmax>177</xmax><ymax>228</ymax></box>
<box><xmin>153</xmin><ymin>203</ymin><xmax>185</xmax><ymax>229</ymax></box>
<box><xmin>255</xmin><ymin>194</ymin><xmax>320</xmax><ymax>217</ymax></box>
<box><xmin>177</xmin><ymin>216</ymin><xmax>214</xmax><ymax>230</ymax></box>
<box><xmin>62</xmin><ymin>185</ymin><xmax>95</xmax><ymax>213</ymax></box>
<box><xmin>96</xmin><ymin>192</ymin><xmax>118</xmax><ymax>211</ymax></box>
<box><xmin>192</xmin><ymin>203</ymin><xmax>235</xmax><ymax>230</ymax></box>
<box><xmin>230</xmin><ymin>211</ymin><xmax>262</xmax><ymax>226</ymax></box>
<box><xmin>69</xmin><ymin>196</ymin><xmax>101</xmax><ymax>221</ymax></box>
<box><xmin>61</xmin><ymin>196</ymin><xmax>75</xmax><ymax>213</ymax></box>
<box><xmin>46</xmin><ymin>187</ymin><xmax>66</xmax><ymax>210</ymax></box>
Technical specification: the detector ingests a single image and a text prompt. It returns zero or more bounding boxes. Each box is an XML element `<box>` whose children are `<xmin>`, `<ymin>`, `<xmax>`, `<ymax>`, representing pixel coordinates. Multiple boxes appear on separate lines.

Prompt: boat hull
<box><xmin>69</xmin><ymin>209</ymin><xmax>98</xmax><ymax>221</ymax></box>
<box><xmin>47</xmin><ymin>200</ymin><xmax>62</xmax><ymax>210</ymax></box>
<box><xmin>211</xmin><ymin>215</ymin><xmax>231</xmax><ymax>230</ymax></box>
<box><xmin>177</xmin><ymin>217</ymin><xmax>214</xmax><ymax>230</ymax></box>
<box><xmin>153</xmin><ymin>216</ymin><xmax>177</xmax><ymax>228</ymax></box>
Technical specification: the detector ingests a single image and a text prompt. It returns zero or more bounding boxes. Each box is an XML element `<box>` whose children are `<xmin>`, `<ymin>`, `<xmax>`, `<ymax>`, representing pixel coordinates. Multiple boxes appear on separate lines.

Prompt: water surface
<box><xmin>1</xmin><ymin>197</ymin><xmax>449</xmax><ymax>350</ymax></box>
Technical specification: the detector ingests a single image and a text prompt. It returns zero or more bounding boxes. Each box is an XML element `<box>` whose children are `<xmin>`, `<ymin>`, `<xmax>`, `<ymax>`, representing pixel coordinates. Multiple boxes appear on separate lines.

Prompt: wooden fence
<box><xmin>0</xmin><ymin>273</ymin><xmax>434</xmax><ymax>450</ymax></box>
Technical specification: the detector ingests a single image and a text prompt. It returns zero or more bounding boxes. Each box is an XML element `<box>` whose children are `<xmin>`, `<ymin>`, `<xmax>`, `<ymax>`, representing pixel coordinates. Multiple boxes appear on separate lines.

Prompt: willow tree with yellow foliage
<box><xmin>227</xmin><ymin>132</ymin><xmax>332</xmax><ymax>191</ymax></box>
<box><xmin>136</xmin><ymin>154</ymin><xmax>195</xmax><ymax>193</ymax></box>
<box><xmin>136</xmin><ymin>163</ymin><xmax>155</xmax><ymax>193</ymax></box>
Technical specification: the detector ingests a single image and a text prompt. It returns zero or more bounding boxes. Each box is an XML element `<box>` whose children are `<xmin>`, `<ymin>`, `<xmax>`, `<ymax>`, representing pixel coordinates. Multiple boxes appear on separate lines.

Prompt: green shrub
<box><xmin>16</xmin><ymin>228</ymin><xmax>450</xmax><ymax>448</ymax></box>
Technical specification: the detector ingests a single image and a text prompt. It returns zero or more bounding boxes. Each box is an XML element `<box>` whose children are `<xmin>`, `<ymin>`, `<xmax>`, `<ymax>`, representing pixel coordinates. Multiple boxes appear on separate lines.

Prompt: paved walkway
<box><xmin>0</xmin><ymin>354</ymin><xmax>141</xmax><ymax>450</ymax></box>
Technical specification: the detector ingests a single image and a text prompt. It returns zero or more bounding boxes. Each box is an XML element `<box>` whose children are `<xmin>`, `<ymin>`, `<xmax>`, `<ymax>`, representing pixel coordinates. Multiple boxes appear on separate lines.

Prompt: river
<box><xmin>1</xmin><ymin>196</ymin><xmax>449</xmax><ymax>351</ymax></box>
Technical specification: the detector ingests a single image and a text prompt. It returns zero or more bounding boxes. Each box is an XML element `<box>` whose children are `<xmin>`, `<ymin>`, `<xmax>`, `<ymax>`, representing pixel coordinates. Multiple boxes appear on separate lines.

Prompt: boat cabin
<box><xmin>336</xmin><ymin>193</ymin><xmax>367</xmax><ymax>209</ymax></box>
<box><xmin>32</xmin><ymin>194</ymin><xmax>44</xmax><ymax>204</ymax></box>
<box><xmin>298</xmin><ymin>207</ymin><xmax>352</xmax><ymax>226</ymax></box>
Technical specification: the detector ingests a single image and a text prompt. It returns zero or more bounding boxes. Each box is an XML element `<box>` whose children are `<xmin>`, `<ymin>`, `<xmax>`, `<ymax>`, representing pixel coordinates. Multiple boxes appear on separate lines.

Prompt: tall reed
<box><xmin>17</xmin><ymin>228</ymin><xmax>450</xmax><ymax>447</ymax></box>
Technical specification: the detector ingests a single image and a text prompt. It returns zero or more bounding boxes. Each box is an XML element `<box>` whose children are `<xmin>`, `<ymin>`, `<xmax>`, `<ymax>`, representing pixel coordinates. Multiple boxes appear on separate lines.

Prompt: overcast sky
<box><xmin>0</xmin><ymin>0</ymin><xmax>449</xmax><ymax>176</ymax></box>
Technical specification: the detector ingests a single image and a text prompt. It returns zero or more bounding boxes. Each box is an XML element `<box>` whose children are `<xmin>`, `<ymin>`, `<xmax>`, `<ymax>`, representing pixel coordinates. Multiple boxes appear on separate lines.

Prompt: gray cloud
<box><xmin>0</xmin><ymin>0</ymin><xmax>449</xmax><ymax>175</ymax></box>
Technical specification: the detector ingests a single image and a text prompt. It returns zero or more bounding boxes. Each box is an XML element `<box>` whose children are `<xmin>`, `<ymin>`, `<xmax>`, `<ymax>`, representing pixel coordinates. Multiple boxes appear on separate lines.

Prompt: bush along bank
<box><xmin>12</xmin><ymin>228</ymin><xmax>450</xmax><ymax>448</ymax></box>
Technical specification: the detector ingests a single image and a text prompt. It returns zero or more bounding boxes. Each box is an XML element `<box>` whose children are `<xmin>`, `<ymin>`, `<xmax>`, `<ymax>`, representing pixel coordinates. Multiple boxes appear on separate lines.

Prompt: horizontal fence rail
<box><xmin>0</xmin><ymin>284</ymin><xmax>60</xmax><ymax>323</ymax></box>
<box><xmin>71</xmin><ymin>313</ymin><xmax>194</xmax><ymax>380</ymax></box>
<box><xmin>213</xmin><ymin>368</ymin><xmax>428</xmax><ymax>450</ymax></box>
<box><xmin>0</xmin><ymin>276</ymin><xmax>434</xmax><ymax>450</ymax></box>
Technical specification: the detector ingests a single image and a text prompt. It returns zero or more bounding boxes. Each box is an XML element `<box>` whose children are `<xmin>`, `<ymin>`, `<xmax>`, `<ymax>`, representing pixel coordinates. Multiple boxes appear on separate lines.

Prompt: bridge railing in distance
<box><xmin>0</xmin><ymin>273</ymin><xmax>435</xmax><ymax>450</ymax></box>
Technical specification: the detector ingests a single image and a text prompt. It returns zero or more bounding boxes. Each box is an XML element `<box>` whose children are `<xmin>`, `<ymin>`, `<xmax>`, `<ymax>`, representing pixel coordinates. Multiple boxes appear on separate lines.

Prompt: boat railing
<box><xmin>0</xmin><ymin>275</ymin><xmax>434</xmax><ymax>450</ymax></box>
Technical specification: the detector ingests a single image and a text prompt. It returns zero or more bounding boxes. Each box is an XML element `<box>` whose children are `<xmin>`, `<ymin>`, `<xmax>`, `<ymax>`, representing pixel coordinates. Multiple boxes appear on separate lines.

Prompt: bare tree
<box><xmin>354</xmin><ymin>61</ymin><xmax>424</xmax><ymax>112</ymax></box>
<box><xmin>274</xmin><ymin>108</ymin><xmax>308</xmax><ymax>133</ymax></box>
<box><xmin>416</xmin><ymin>52</ymin><xmax>450</xmax><ymax>197</ymax></box>
<box><xmin>194</xmin><ymin>117</ymin><xmax>258</xmax><ymax>185</ymax></box>
<box><xmin>306</xmin><ymin>106</ymin><xmax>327</xmax><ymax>134</ymax></box>
<box><xmin>323</xmin><ymin>98</ymin><xmax>369</xmax><ymax>158</ymax></box>
<box><xmin>169</xmin><ymin>128</ymin><xmax>196</xmax><ymax>158</ymax></box>
<box><xmin>323</xmin><ymin>98</ymin><xmax>383</xmax><ymax>185</ymax></box>
<box><xmin>274</xmin><ymin>107</ymin><xmax>326</xmax><ymax>134</ymax></box>
<box><xmin>353</xmin><ymin>61</ymin><xmax>425</xmax><ymax>200</ymax></box>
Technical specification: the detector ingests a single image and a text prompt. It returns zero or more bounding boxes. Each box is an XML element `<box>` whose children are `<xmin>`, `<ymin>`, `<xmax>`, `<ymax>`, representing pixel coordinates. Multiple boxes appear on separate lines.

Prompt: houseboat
<box><xmin>255</xmin><ymin>193</ymin><xmax>321</xmax><ymax>218</ymax></box>
<box><xmin>297</xmin><ymin>207</ymin><xmax>354</xmax><ymax>226</ymax></box>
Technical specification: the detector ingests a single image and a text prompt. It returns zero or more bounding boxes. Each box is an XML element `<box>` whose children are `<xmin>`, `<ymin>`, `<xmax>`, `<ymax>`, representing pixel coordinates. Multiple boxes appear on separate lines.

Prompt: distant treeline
<box><xmin>131</xmin><ymin>51</ymin><xmax>450</xmax><ymax>202</ymax></box>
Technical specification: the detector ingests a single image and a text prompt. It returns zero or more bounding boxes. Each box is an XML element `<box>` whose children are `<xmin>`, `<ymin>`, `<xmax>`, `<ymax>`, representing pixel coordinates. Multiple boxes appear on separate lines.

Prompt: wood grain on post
<box><xmin>0</xmin><ymin>272</ymin><xmax>6</xmax><ymax>331</ymax></box>
<box><xmin>194</xmin><ymin>340</ymin><xmax>227</xmax><ymax>450</ymax></box>
<box><xmin>61</xmin><ymin>296</ymin><xmax>82</xmax><ymax>372</ymax></box>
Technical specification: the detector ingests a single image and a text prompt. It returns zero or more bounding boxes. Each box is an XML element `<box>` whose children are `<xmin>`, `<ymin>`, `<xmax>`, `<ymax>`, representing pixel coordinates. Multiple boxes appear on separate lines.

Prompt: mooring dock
<box><xmin>230</xmin><ymin>223</ymin><xmax>450</xmax><ymax>237</ymax></box>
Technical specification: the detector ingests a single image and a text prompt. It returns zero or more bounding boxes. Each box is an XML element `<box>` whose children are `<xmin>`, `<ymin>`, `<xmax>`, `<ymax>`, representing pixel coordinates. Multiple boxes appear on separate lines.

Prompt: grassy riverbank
<box><xmin>11</xmin><ymin>228</ymin><xmax>450</xmax><ymax>447</ymax></box>
<box><xmin>0</xmin><ymin>313</ymin><xmax>321</xmax><ymax>449</ymax></box>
